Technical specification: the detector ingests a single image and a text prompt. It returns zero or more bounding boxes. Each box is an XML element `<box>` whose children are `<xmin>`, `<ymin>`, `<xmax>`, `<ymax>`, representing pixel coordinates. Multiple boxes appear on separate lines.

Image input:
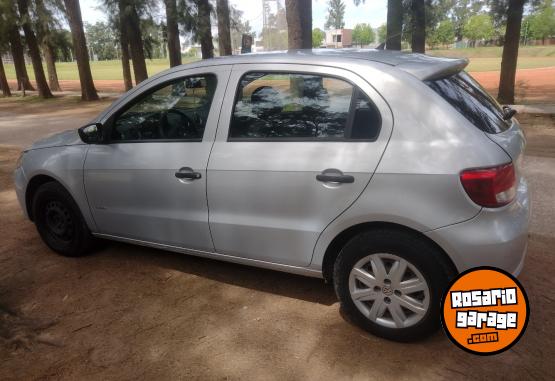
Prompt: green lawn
<box><xmin>3</xmin><ymin>57</ymin><xmax>200</xmax><ymax>81</ymax></box>
<box><xmin>4</xmin><ymin>46</ymin><xmax>555</xmax><ymax>81</ymax></box>
<box><xmin>428</xmin><ymin>45</ymin><xmax>555</xmax><ymax>72</ymax></box>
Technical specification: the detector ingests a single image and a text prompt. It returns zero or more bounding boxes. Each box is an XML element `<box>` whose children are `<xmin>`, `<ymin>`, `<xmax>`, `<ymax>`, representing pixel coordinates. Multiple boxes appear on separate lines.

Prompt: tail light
<box><xmin>460</xmin><ymin>163</ymin><xmax>516</xmax><ymax>208</ymax></box>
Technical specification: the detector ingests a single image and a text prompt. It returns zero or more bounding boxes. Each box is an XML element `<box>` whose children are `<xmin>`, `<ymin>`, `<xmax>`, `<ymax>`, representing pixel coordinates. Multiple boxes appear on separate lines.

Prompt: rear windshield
<box><xmin>426</xmin><ymin>71</ymin><xmax>510</xmax><ymax>134</ymax></box>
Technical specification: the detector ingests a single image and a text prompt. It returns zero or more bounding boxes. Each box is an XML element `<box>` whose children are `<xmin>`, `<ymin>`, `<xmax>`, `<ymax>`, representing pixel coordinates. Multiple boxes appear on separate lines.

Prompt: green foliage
<box><xmin>325</xmin><ymin>0</ymin><xmax>346</xmax><ymax>29</ymax></box>
<box><xmin>427</xmin><ymin>19</ymin><xmax>455</xmax><ymax>48</ymax></box>
<box><xmin>451</xmin><ymin>0</ymin><xmax>486</xmax><ymax>40</ymax></box>
<box><xmin>312</xmin><ymin>28</ymin><xmax>325</xmax><ymax>48</ymax></box>
<box><xmin>260</xmin><ymin>1</ymin><xmax>287</xmax><ymax>50</ymax></box>
<box><xmin>85</xmin><ymin>22</ymin><xmax>118</xmax><ymax>60</ymax></box>
<box><xmin>230</xmin><ymin>5</ymin><xmax>255</xmax><ymax>52</ymax></box>
<box><xmin>352</xmin><ymin>23</ymin><xmax>375</xmax><ymax>46</ymax></box>
<box><xmin>463</xmin><ymin>14</ymin><xmax>495</xmax><ymax>42</ymax></box>
<box><xmin>523</xmin><ymin>0</ymin><xmax>555</xmax><ymax>41</ymax></box>
<box><xmin>377</xmin><ymin>24</ymin><xmax>387</xmax><ymax>43</ymax></box>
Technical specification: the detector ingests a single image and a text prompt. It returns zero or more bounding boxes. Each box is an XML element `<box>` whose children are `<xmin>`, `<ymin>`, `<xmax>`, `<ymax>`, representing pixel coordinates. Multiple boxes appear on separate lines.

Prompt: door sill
<box><xmin>93</xmin><ymin>233</ymin><xmax>323</xmax><ymax>279</ymax></box>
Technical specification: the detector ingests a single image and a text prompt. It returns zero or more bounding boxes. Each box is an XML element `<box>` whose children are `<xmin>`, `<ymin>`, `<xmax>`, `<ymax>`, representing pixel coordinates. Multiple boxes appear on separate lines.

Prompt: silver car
<box><xmin>14</xmin><ymin>50</ymin><xmax>529</xmax><ymax>341</ymax></box>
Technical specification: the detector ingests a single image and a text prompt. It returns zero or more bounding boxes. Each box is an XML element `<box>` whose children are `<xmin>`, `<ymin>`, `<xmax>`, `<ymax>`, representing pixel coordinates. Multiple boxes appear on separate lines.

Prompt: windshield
<box><xmin>426</xmin><ymin>71</ymin><xmax>511</xmax><ymax>134</ymax></box>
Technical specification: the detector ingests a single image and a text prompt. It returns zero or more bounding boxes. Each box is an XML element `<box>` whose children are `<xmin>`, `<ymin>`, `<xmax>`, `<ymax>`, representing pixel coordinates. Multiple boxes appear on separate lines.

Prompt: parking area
<box><xmin>1</xmin><ymin>98</ymin><xmax>554</xmax><ymax>379</ymax></box>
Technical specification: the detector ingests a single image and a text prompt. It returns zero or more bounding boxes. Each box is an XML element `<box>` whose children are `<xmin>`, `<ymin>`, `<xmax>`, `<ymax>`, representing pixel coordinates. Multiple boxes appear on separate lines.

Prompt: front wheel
<box><xmin>32</xmin><ymin>182</ymin><xmax>96</xmax><ymax>257</ymax></box>
<box><xmin>333</xmin><ymin>229</ymin><xmax>453</xmax><ymax>342</ymax></box>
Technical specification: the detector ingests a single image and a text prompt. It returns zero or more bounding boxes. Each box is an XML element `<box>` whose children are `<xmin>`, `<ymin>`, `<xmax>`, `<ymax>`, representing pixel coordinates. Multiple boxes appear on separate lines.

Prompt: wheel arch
<box><xmin>25</xmin><ymin>174</ymin><xmax>66</xmax><ymax>221</ymax></box>
<box><xmin>321</xmin><ymin>221</ymin><xmax>458</xmax><ymax>283</ymax></box>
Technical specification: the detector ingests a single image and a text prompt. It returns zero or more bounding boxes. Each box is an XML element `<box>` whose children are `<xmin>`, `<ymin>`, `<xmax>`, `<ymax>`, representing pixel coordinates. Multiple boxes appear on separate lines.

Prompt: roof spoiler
<box><xmin>396</xmin><ymin>56</ymin><xmax>469</xmax><ymax>81</ymax></box>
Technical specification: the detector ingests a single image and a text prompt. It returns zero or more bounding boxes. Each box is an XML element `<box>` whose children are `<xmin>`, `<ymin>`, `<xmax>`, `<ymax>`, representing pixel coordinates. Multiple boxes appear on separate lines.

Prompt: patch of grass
<box><xmin>3</xmin><ymin>57</ymin><xmax>200</xmax><ymax>81</ymax></box>
<box><xmin>428</xmin><ymin>45</ymin><xmax>555</xmax><ymax>58</ymax></box>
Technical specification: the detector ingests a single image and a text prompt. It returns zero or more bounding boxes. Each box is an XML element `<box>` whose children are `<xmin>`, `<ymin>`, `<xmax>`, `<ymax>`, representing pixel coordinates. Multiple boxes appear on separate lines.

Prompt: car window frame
<box><xmin>226</xmin><ymin>70</ymin><xmax>382</xmax><ymax>142</ymax></box>
<box><xmin>104</xmin><ymin>73</ymin><xmax>219</xmax><ymax>144</ymax></box>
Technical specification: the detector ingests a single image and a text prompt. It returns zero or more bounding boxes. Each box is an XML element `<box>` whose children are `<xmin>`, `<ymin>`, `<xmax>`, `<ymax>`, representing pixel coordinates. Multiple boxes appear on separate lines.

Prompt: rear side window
<box><xmin>426</xmin><ymin>71</ymin><xmax>510</xmax><ymax>134</ymax></box>
<box><xmin>229</xmin><ymin>72</ymin><xmax>381</xmax><ymax>140</ymax></box>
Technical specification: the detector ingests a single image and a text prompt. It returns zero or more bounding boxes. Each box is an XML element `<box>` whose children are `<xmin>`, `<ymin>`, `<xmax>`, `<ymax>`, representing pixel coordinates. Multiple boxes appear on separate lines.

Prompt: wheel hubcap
<box><xmin>348</xmin><ymin>253</ymin><xmax>430</xmax><ymax>329</ymax></box>
<box><xmin>44</xmin><ymin>201</ymin><xmax>74</xmax><ymax>242</ymax></box>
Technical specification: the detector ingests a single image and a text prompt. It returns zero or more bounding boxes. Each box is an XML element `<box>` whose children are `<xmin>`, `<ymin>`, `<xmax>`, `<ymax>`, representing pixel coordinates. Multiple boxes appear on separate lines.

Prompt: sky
<box><xmin>79</xmin><ymin>0</ymin><xmax>388</xmax><ymax>34</ymax></box>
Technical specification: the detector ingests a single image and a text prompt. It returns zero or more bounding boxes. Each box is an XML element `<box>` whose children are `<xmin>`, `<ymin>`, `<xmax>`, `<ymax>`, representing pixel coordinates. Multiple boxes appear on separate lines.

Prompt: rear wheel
<box><xmin>32</xmin><ymin>182</ymin><xmax>95</xmax><ymax>257</ymax></box>
<box><xmin>333</xmin><ymin>229</ymin><xmax>453</xmax><ymax>341</ymax></box>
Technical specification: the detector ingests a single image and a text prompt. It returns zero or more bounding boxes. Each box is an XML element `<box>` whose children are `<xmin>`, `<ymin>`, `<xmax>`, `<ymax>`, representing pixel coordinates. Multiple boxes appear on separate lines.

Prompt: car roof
<box><xmin>175</xmin><ymin>49</ymin><xmax>469</xmax><ymax>81</ymax></box>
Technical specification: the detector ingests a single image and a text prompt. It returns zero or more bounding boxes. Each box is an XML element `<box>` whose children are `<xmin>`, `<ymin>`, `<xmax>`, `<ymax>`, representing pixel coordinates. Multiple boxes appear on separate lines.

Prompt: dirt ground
<box><xmin>8</xmin><ymin>66</ymin><xmax>555</xmax><ymax>104</ymax></box>
<box><xmin>1</xmin><ymin>100</ymin><xmax>555</xmax><ymax>380</ymax></box>
<box><xmin>472</xmin><ymin>67</ymin><xmax>555</xmax><ymax>104</ymax></box>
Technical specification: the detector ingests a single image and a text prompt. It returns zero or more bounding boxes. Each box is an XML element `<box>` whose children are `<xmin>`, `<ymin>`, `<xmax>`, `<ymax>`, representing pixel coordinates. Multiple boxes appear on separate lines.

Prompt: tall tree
<box><xmin>6</xmin><ymin>8</ymin><xmax>34</xmax><ymax>90</ymax></box>
<box><xmin>196</xmin><ymin>0</ymin><xmax>214</xmax><ymax>58</ymax></box>
<box><xmin>386</xmin><ymin>0</ymin><xmax>403</xmax><ymax>50</ymax></box>
<box><xmin>325</xmin><ymin>0</ymin><xmax>346</xmax><ymax>29</ymax></box>
<box><xmin>411</xmin><ymin>0</ymin><xmax>426</xmax><ymax>53</ymax></box>
<box><xmin>119</xmin><ymin>0</ymin><xmax>148</xmax><ymax>82</ymax></box>
<box><xmin>285</xmin><ymin>0</ymin><xmax>312</xmax><ymax>49</ymax></box>
<box><xmin>498</xmin><ymin>0</ymin><xmax>526</xmax><ymax>104</ymax></box>
<box><xmin>63</xmin><ymin>0</ymin><xmax>99</xmax><ymax>100</ymax></box>
<box><xmin>0</xmin><ymin>56</ymin><xmax>11</xmax><ymax>97</ymax></box>
<box><xmin>165</xmin><ymin>0</ymin><xmax>182</xmax><ymax>65</ymax></box>
<box><xmin>35</xmin><ymin>0</ymin><xmax>62</xmax><ymax>91</ymax></box>
<box><xmin>119</xmin><ymin>24</ymin><xmax>133</xmax><ymax>91</ymax></box>
<box><xmin>17</xmin><ymin>0</ymin><xmax>53</xmax><ymax>98</ymax></box>
<box><xmin>216</xmin><ymin>0</ymin><xmax>232</xmax><ymax>56</ymax></box>
<box><xmin>353</xmin><ymin>23</ymin><xmax>375</xmax><ymax>47</ymax></box>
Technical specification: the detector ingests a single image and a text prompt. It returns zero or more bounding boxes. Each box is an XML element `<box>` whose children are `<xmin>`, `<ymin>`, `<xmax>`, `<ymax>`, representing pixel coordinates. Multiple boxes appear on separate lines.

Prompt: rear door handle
<box><xmin>175</xmin><ymin>167</ymin><xmax>202</xmax><ymax>180</ymax></box>
<box><xmin>316</xmin><ymin>169</ymin><xmax>354</xmax><ymax>184</ymax></box>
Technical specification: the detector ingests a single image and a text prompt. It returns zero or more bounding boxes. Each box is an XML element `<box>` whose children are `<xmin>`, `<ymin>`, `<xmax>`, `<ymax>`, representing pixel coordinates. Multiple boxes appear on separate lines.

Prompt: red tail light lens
<box><xmin>460</xmin><ymin>163</ymin><xmax>516</xmax><ymax>208</ymax></box>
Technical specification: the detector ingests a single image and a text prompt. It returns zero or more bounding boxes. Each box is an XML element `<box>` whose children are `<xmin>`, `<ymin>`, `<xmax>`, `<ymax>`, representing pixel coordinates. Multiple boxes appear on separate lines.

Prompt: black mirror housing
<box><xmin>78</xmin><ymin>123</ymin><xmax>104</xmax><ymax>144</ymax></box>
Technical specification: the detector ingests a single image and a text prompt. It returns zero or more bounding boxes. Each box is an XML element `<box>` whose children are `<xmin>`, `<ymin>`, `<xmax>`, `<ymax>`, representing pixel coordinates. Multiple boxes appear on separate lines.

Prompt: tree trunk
<box><xmin>411</xmin><ymin>0</ymin><xmax>425</xmax><ymax>53</ymax></box>
<box><xmin>285</xmin><ymin>0</ymin><xmax>312</xmax><ymax>49</ymax></box>
<box><xmin>17</xmin><ymin>0</ymin><xmax>53</xmax><ymax>98</ymax></box>
<box><xmin>35</xmin><ymin>0</ymin><xmax>62</xmax><ymax>91</ymax></box>
<box><xmin>498</xmin><ymin>0</ymin><xmax>525</xmax><ymax>105</ymax></box>
<box><xmin>0</xmin><ymin>56</ymin><xmax>12</xmax><ymax>97</ymax></box>
<box><xmin>120</xmin><ymin>0</ymin><xmax>148</xmax><ymax>83</ymax></box>
<box><xmin>386</xmin><ymin>0</ymin><xmax>403</xmax><ymax>50</ymax></box>
<box><xmin>197</xmin><ymin>0</ymin><xmax>214</xmax><ymax>59</ymax></box>
<box><xmin>165</xmin><ymin>0</ymin><xmax>182</xmax><ymax>66</ymax></box>
<box><xmin>43</xmin><ymin>43</ymin><xmax>62</xmax><ymax>91</ymax></box>
<box><xmin>8</xmin><ymin>25</ymin><xmax>34</xmax><ymax>91</ymax></box>
<box><xmin>119</xmin><ymin>25</ymin><xmax>133</xmax><ymax>91</ymax></box>
<box><xmin>216</xmin><ymin>0</ymin><xmax>232</xmax><ymax>56</ymax></box>
<box><xmin>64</xmin><ymin>0</ymin><xmax>99</xmax><ymax>100</ymax></box>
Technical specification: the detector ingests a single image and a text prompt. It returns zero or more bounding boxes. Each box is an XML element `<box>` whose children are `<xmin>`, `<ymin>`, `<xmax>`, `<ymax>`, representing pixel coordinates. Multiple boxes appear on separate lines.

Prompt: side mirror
<box><xmin>78</xmin><ymin>123</ymin><xmax>104</xmax><ymax>144</ymax></box>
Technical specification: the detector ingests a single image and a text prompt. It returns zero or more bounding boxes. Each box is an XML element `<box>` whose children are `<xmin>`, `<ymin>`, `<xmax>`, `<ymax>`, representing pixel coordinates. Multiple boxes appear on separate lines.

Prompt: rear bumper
<box><xmin>426</xmin><ymin>177</ymin><xmax>530</xmax><ymax>277</ymax></box>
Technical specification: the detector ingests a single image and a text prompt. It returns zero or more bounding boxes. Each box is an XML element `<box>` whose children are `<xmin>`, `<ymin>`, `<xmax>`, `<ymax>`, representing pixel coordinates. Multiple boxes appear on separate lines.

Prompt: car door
<box><xmin>207</xmin><ymin>63</ymin><xmax>393</xmax><ymax>267</ymax></box>
<box><xmin>84</xmin><ymin>66</ymin><xmax>230</xmax><ymax>251</ymax></box>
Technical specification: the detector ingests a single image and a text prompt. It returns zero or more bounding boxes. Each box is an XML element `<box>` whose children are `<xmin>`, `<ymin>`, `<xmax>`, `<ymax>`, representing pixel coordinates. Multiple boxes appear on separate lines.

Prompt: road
<box><xmin>0</xmin><ymin>100</ymin><xmax>554</xmax><ymax>380</ymax></box>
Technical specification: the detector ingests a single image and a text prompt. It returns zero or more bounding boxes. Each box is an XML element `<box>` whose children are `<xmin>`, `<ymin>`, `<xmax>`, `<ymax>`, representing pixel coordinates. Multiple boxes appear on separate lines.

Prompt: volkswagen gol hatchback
<box><xmin>14</xmin><ymin>50</ymin><xmax>529</xmax><ymax>341</ymax></box>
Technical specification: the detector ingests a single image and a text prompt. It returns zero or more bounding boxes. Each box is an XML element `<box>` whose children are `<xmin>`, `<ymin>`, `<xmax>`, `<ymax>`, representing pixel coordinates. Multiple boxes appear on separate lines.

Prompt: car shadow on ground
<box><xmin>102</xmin><ymin>240</ymin><xmax>338</xmax><ymax>306</ymax></box>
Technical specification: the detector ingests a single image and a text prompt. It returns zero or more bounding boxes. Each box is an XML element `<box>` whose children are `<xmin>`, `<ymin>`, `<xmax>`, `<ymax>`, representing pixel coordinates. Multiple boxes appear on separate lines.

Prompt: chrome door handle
<box><xmin>316</xmin><ymin>169</ymin><xmax>354</xmax><ymax>184</ymax></box>
<box><xmin>175</xmin><ymin>167</ymin><xmax>202</xmax><ymax>180</ymax></box>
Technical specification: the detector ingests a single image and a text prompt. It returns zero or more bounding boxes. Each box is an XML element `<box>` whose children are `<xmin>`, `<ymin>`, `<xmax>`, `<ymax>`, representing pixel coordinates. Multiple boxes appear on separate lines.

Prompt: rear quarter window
<box><xmin>426</xmin><ymin>71</ymin><xmax>510</xmax><ymax>134</ymax></box>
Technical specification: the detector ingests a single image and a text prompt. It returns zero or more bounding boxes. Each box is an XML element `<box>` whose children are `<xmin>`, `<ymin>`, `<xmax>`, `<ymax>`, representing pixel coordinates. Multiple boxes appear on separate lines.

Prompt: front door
<box><xmin>207</xmin><ymin>64</ymin><xmax>392</xmax><ymax>266</ymax></box>
<box><xmin>84</xmin><ymin>67</ymin><xmax>230</xmax><ymax>251</ymax></box>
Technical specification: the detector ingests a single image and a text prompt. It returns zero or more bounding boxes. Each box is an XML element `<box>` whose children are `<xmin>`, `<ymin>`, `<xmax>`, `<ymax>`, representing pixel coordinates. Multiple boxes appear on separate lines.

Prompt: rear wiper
<box><xmin>502</xmin><ymin>106</ymin><xmax>517</xmax><ymax>120</ymax></box>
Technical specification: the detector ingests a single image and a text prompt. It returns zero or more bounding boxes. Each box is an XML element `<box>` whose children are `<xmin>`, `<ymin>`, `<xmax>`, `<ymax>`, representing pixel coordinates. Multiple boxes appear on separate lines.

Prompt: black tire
<box><xmin>333</xmin><ymin>229</ymin><xmax>454</xmax><ymax>342</ymax></box>
<box><xmin>32</xmin><ymin>181</ymin><xmax>95</xmax><ymax>257</ymax></box>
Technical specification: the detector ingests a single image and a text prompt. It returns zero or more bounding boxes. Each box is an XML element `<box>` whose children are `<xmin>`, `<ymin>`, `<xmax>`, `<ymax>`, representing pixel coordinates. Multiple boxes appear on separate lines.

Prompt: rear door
<box><xmin>207</xmin><ymin>63</ymin><xmax>393</xmax><ymax>267</ymax></box>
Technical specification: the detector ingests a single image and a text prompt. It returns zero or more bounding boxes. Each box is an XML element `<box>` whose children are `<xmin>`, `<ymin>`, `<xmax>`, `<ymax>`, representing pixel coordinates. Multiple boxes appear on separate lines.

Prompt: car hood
<box><xmin>30</xmin><ymin>129</ymin><xmax>84</xmax><ymax>150</ymax></box>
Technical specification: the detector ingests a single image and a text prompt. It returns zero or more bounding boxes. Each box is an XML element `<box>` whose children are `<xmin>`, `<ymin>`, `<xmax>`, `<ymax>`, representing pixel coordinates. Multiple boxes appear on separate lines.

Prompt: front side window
<box><xmin>229</xmin><ymin>72</ymin><xmax>381</xmax><ymax>140</ymax></box>
<box><xmin>111</xmin><ymin>74</ymin><xmax>217</xmax><ymax>141</ymax></box>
